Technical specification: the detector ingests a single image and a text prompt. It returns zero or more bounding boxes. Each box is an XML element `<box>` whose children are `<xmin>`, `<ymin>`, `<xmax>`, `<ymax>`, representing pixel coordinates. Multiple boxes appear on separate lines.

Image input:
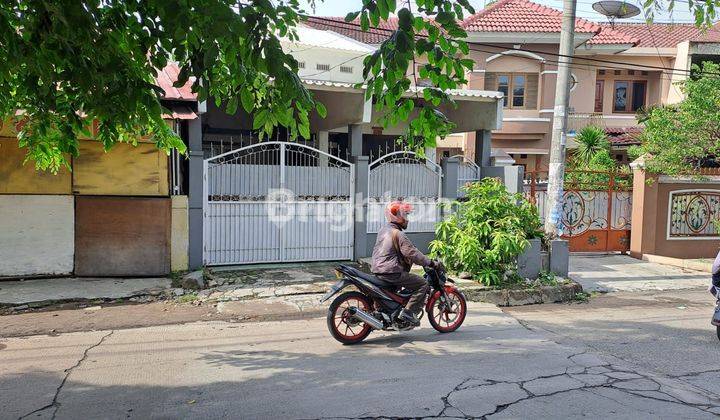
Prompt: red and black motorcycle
<box><xmin>711</xmin><ymin>285</ymin><xmax>720</xmax><ymax>341</ymax></box>
<box><xmin>321</xmin><ymin>263</ymin><xmax>467</xmax><ymax>344</ymax></box>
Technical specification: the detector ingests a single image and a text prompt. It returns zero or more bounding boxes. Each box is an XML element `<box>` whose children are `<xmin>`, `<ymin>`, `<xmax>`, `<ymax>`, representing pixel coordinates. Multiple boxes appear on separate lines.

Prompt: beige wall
<box><xmin>0</xmin><ymin>195</ymin><xmax>75</xmax><ymax>277</ymax></box>
<box><xmin>0</xmin><ymin>138</ymin><xmax>72</xmax><ymax>194</ymax></box>
<box><xmin>0</xmin><ymin>132</ymin><xmax>174</xmax><ymax>277</ymax></box>
<box><xmin>667</xmin><ymin>41</ymin><xmax>690</xmax><ymax>104</ymax></box>
<box><xmin>171</xmin><ymin>195</ymin><xmax>189</xmax><ymax>271</ymax></box>
<box><xmin>595</xmin><ymin>69</ymin><xmax>662</xmax><ymax>115</ymax></box>
<box><xmin>630</xmin><ymin>169</ymin><xmax>720</xmax><ymax>259</ymax></box>
<box><xmin>73</xmin><ymin>141</ymin><xmax>170</xmax><ymax>196</ymax></box>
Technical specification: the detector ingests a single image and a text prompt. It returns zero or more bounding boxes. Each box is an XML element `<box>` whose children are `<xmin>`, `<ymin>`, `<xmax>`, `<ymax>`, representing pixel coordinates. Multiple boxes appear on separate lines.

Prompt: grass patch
<box><xmin>571</xmin><ymin>291</ymin><xmax>591</xmax><ymax>304</ymax></box>
<box><xmin>169</xmin><ymin>270</ymin><xmax>187</xmax><ymax>288</ymax></box>
<box><xmin>176</xmin><ymin>293</ymin><xmax>198</xmax><ymax>304</ymax></box>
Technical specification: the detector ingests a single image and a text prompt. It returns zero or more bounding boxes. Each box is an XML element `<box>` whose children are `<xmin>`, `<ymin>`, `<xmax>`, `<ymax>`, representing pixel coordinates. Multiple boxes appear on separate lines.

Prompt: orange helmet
<box><xmin>385</xmin><ymin>201</ymin><xmax>413</xmax><ymax>229</ymax></box>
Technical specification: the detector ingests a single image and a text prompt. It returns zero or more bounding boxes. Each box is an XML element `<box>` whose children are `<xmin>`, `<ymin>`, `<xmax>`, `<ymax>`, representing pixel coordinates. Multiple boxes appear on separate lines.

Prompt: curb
<box><xmin>460</xmin><ymin>282</ymin><xmax>584</xmax><ymax>307</ymax></box>
<box><xmin>641</xmin><ymin>254</ymin><xmax>713</xmax><ymax>273</ymax></box>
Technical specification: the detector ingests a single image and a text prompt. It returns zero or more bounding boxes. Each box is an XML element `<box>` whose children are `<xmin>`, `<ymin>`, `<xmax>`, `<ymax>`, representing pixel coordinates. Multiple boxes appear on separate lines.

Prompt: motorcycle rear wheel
<box><xmin>428</xmin><ymin>289</ymin><xmax>467</xmax><ymax>333</ymax></box>
<box><xmin>327</xmin><ymin>291</ymin><xmax>373</xmax><ymax>345</ymax></box>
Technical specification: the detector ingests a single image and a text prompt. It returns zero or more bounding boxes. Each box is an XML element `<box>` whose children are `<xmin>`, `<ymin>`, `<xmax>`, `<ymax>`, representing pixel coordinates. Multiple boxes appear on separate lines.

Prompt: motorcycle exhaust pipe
<box><xmin>349</xmin><ymin>307</ymin><xmax>384</xmax><ymax>329</ymax></box>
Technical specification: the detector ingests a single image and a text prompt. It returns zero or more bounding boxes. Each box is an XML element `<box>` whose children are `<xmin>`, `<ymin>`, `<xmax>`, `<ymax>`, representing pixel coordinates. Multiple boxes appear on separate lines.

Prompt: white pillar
<box><xmin>318</xmin><ymin>131</ymin><xmax>329</xmax><ymax>166</ymax></box>
<box><xmin>425</xmin><ymin>146</ymin><xmax>437</xmax><ymax>164</ymax></box>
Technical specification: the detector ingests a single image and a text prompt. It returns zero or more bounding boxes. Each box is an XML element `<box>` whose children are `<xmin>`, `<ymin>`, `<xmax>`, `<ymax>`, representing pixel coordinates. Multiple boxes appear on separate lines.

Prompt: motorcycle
<box><xmin>320</xmin><ymin>263</ymin><xmax>467</xmax><ymax>344</ymax></box>
<box><xmin>712</xmin><ymin>286</ymin><xmax>720</xmax><ymax>341</ymax></box>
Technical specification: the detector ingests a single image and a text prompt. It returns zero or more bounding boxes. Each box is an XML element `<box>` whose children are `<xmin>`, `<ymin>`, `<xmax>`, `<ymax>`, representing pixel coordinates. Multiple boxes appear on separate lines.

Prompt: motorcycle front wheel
<box><xmin>327</xmin><ymin>291</ymin><xmax>373</xmax><ymax>345</ymax></box>
<box><xmin>428</xmin><ymin>288</ymin><xmax>467</xmax><ymax>333</ymax></box>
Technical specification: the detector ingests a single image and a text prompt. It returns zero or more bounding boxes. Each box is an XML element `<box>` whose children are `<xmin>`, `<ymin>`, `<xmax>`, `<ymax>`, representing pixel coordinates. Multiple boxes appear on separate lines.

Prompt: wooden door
<box><xmin>594</xmin><ymin>80</ymin><xmax>604</xmax><ymax>112</ymax></box>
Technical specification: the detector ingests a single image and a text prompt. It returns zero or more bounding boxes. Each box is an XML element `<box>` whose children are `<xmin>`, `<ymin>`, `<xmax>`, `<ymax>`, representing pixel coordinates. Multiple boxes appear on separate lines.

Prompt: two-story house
<box><xmin>305</xmin><ymin>1</ymin><xmax>720</xmax><ymax>170</ymax></box>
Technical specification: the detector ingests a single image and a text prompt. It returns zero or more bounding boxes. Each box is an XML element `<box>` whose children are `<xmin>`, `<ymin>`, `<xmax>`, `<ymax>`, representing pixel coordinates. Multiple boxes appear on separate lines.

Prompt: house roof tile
<box><xmin>461</xmin><ymin>0</ymin><xmax>600</xmax><ymax>34</ymax></box>
<box><xmin>607</xmin><ymin>22</ymin><xmax>720</xmax><ymax>47</ymax></box>
<box><xmin>605</xmin><ymin>126</ymin><xmax>642</xmax><ymax>146</ymax></box>
<box><xmin>587</xmin><ymin>26</ymin><xmax>639</xmax><ymax>45</ymax></box>
<box><xmin>156</xmin><ymin>63</ymin><xmax>197</xmax><ymax>101</ymax></box>
<box><xmin>304</xmin><ymin>16</ymin><xmax>398</xmax><ymax>45</ymax></box>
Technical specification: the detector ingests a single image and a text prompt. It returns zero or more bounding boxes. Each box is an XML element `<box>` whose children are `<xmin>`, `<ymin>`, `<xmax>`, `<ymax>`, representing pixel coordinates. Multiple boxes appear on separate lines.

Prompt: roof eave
<box><xmin>579</xmin><ymin>43</ymin><xmax>636</xmax><ymax>54</ymax></box>
<box><xmin>465</xmin><ymin>31</ymin><xmax>595</xmax><ymax>45</ymax></box>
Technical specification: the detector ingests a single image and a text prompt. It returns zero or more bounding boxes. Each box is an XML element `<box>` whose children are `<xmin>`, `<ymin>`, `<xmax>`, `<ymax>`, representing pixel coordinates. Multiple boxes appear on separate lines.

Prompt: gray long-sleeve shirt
<box><xmin>371</xmin><ymin>223</ymin><xmax>431</xmax><ymax>274</ymax></box>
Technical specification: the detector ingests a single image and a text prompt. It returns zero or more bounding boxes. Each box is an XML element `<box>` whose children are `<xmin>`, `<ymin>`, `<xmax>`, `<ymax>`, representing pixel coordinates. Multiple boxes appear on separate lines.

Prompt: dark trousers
<box><xmin>378</xmin><ymin>272</ymin><xmax>429</xmax><ymax>314</ymax></box>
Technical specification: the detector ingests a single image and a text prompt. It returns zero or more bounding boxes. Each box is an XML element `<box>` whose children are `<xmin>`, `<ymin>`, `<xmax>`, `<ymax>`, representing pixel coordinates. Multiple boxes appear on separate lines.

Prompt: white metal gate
<box><xmin>203</xmin><ymin>142</ymin><xmax>355</xmax><ymax>265</ymax></box>
<box><xmin>367</xmin><ymin>151</ymin><xmax>442</xmax><ymax>233</ymax></box>
<box><xmin>453</xmin><ymin>155</ymin><xmax>480</xmax><ymax>198</ymax></box>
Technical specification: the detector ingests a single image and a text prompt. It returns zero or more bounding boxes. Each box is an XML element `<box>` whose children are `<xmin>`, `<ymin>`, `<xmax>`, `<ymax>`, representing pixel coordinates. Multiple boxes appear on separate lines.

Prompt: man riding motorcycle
<box><xmin>371</xmin><ymin>201</ymin><xmax>437</xmax><ymax>327</ymax></box>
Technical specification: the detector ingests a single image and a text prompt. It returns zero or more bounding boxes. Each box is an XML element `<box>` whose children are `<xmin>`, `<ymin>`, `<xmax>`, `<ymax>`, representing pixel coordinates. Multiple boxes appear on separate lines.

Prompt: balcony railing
<box><xmin>567</xmin><ymin>112</ymin><xmax>641</xmax><ymax>132</ymax></box>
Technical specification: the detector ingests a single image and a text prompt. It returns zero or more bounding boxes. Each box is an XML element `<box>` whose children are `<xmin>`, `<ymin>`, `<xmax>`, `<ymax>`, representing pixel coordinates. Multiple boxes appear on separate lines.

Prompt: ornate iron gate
<box><xmin>203</xmin><ymin>142</ymin><xmax>354</xmax><ymax>265</ymax></box>
<box><xmin>525</xmin><ymin>170</ymin><xmax>633</xmax><ymax>252</ymax></box>
<box><xmin>367</xmin><ymin>151</ymin><xmax>442</xmax><ymax>233</ymax></box>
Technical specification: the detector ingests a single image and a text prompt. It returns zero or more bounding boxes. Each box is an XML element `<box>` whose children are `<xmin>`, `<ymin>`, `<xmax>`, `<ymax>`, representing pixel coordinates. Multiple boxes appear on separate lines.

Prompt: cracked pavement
<box><xmin>1</xmin><ymin>301</ymin><xmax>719</xmax><ymax>419</ymax></box>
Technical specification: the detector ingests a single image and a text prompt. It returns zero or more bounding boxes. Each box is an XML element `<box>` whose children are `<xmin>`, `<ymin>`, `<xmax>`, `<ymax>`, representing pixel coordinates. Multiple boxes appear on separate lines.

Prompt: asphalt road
<box><xmin>2</xmin><ymin>301</ymin><xmax>720</xmax><ymax>419</ymax></box>
<box><xmin>506</xmin><ymin>288</ymin><xmax>720</xmax><ymax>398</ymax></box>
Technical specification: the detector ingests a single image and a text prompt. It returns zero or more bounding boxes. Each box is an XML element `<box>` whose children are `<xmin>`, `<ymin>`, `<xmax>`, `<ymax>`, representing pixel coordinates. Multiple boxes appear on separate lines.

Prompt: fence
<box><xmin>630</xmin><ymin>166</ymin><xmax>720</xmax><ymax>259</ymax></box>
<box><xmin>525</xmin><ymin>170</ymin><xmax>633</xmax><ymax>252</ymax></box>
<box><xmin>367</xmin><ymin>151</ymin><xmax>443</xmax><ymax>233</ymax></box>
<box><xmin>453</xmin><ymin>155</ymin><xmax>480</xmax><ymax>198</ymax></box>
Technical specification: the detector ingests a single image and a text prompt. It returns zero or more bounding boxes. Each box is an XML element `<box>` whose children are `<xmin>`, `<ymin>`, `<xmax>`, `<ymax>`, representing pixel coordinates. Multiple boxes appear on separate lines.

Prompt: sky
<box><xmin>297</xmin><ymin>0</ymin><xmax>698</xmax><ymax>24</ymax></box>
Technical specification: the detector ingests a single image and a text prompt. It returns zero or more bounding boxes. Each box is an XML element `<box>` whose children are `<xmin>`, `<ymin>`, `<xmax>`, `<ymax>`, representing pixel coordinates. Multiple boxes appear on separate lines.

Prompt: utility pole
<box><xmin>544</xmin><ymin>0</ymin><xmax>577</xmax><ymax>237</ymax></box>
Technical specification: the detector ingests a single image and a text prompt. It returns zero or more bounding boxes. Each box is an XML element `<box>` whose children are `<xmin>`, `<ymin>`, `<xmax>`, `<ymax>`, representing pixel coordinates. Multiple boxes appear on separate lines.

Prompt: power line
<box><xmin>304</xmin><ymin>15</ymin><xmax>720</xmax><ymax>76</ymax></box>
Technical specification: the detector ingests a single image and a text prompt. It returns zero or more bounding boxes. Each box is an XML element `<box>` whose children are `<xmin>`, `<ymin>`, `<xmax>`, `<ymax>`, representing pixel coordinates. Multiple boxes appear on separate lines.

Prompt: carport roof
<box><xmin>302</xmin><ymin>78</ymin><xmax>503</xmax><ymax>101</ymax></box>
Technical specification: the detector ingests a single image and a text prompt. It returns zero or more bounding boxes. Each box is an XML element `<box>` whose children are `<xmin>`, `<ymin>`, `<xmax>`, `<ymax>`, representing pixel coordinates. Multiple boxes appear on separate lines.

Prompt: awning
<box><xmin>163</xmin><ymin>105</ymin><xmax>198</xmax><ymax>120</ymax></box>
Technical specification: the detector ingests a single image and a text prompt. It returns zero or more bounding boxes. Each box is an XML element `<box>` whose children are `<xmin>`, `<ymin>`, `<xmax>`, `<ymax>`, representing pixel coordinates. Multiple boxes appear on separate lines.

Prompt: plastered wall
<box><xmin>0</xmin><ymin>195</ymin><xmax>74</xmax><ymax>276</ymax></box>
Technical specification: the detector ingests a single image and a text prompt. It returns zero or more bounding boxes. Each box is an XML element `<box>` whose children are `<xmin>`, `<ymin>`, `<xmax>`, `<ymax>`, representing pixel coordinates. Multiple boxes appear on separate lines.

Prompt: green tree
<box><xmin>2</xmin><ymin>0</ymin><xmax>718</xmax><ymax>171</ymax></box>
<box><xmin>572</xmin><ymin>125</ymin><xmax>610</xmax><ymax>167</ymax></box>
<box><xmin>630</xmin><ymin>62</ymin><xmax>720</xmax><ymax>175</ymax></box>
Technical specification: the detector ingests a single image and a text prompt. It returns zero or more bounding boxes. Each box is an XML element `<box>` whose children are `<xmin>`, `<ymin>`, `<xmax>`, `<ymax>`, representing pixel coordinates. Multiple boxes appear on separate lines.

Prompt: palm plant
<box><xmin>573</xmin><ymin>125</ymin><xmax>610</xmax><ymax>166</ymax></box>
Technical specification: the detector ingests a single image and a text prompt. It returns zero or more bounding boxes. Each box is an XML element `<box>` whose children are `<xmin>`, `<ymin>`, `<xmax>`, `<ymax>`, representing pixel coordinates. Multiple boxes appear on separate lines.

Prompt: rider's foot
<box><xmin>398</xmin><ymin>309</ymin><xmax>420</xmax><ymax>326</ymax></box>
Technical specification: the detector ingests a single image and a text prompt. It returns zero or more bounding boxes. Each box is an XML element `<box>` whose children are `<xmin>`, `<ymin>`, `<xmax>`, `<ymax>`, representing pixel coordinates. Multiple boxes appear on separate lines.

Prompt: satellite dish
<box><xmin>592</xmin><ymin>1</ymin><xmax>641</xmax><ymax>24</ymax></box>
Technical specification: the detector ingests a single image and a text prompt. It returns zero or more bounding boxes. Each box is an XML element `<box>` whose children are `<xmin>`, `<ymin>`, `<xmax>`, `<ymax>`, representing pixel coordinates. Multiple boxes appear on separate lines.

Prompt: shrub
<box><xmin>429</xmin><ymin>178</ymin><xmax>542</xmax><ymax>286</ymax></box>
<box><xmin>572</xmin><ymin>125</ymin><xmax>610</xmax><ymax>166</ymax></box>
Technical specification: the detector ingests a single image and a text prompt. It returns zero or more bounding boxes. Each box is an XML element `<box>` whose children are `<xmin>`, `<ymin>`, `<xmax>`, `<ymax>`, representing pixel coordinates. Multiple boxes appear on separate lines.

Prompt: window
<box><xmin>339</xmin><ymin>66</ymin><xmax>353</xmax><ymax>74</ymax></box>
<box><xmin>627</xmin><ymin>70</ymin><xmax>635</xmax><ymax>75</ymax></box>
<box><xmin>614</xmin><ymin>70</ymin><xmax>622</xmax><ymax>76</ymax></box>
<box><xmin>616</xmin><ymin>154</ymin><xmax>624</xmax><ymax>161</ymax></box>
<box><xmin>598</xmin><ymin>69</ymin><xmax>606</xmax><ymax>75</ymax></box>
<box><xmin>594</xmin><ymin>80</ymin><xmax>604</xmax><ymax>113</ymax></box>
<box><xmin>487</xmin><ymin>73</ymin><xmax>538</xmax><ymax>109</ymax></box>
<box><xmin>613</xmin><ymin>80</ymin><xmax>646</xmax><ymax>112</ymax></box>
<box><xmin>520</xmin><ymin>154</ymin><xmax>528</xmax><ymax>159</ymax></box>
<box><xmin>316</xmin><ymin>63</ymin><xmax>330</xmax><ymax>71</ymax></box>
<box><xmin>512</xmin><ymin>75</ymin><xmax>526</xmax><ymax>107</ymax></box>
<box><xmin>298</xmin><ymin>61</ymin><xmax>306</xmax><ymax>69</ymax></box>
<box><xmin>497</xmin><ymin>75</ymin><xmax>509</xmax><ymax>107</ymax></box>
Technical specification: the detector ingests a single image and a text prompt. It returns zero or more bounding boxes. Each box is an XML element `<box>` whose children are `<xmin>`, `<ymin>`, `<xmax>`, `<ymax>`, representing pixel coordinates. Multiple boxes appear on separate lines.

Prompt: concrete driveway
<box><xmin>570</xmin><ymin>254</ymin><xmax>710</xmax><ymax>293</ymax></box>
<box><xmin>2</xmin><ymin>303</ymin><xmax>719</xmax><ymax>419</ymax></box>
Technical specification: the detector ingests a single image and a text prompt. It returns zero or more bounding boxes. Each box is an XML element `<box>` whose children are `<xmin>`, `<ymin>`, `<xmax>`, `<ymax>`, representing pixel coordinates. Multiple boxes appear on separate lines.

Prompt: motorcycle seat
<box><xmin>339</xmin><ymin>265</ymin><xmax>395</xmax><ymax>289</ymax></box>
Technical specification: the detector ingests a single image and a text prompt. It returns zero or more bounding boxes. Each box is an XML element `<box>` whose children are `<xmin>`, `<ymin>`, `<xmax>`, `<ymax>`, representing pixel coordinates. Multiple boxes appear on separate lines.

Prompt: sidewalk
<box><xmin>569</xmin><ymin>254</ymin><xmax>710</xmax><ymax>293</ymax></box>
<box><xmin>0</xmin><ymin>277</ymin><xmax>171</xmax><ymax>307</ymax></box>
